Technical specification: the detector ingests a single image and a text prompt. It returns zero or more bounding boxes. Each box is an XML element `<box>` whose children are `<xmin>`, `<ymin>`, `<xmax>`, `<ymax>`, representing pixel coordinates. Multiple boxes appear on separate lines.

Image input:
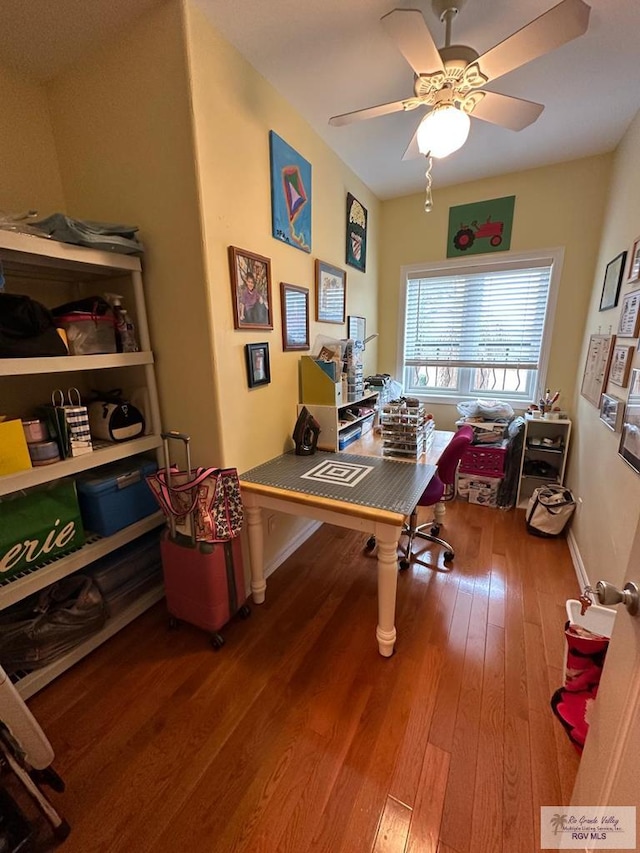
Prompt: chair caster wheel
<box><xmin>210</xmin><ymin>633</ymin><xmax>225</xmax><ymax>650</ymax></box>
<box><xmin>239</xmin><ymin>604</ymin><xmax>251</xmax><ymax>619</ymax></box>
<box><xmin>443</xmin><ymin>551</ymin><xmax>455</xmax><ymax>563</ymax></box>
<box><xmin>399</xmin><ymin>559</ymin><xmax>410</xmax><ymax>571</ymax></box>
<box><xmin>430</xmin><ymin>525</ymin><xmax>440</xmax><ymax>536</ymax></box>
<box><xmin>365</xmin><ymin>536</ymin><xmax>376</xmax><ymax>552</ymax></box>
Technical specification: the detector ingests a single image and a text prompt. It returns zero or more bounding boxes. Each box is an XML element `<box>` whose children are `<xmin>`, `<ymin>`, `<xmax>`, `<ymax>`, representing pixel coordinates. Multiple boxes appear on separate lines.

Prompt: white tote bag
<box><xmin>525</xmin><ymin>484</ymin><xmax>576</xmax><ymax>537</ymax></box>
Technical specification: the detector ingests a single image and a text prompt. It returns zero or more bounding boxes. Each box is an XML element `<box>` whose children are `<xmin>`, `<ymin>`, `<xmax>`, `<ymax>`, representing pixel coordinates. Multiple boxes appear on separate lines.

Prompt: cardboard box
<box><xmin>458</xmin><ymin>474</ymin><xmax>501</xmax><ymax>506</ymax></box>
<box><xmin>0</xmin><ymin>419</ymin><xmax>32</xmax><ymax>476</ymax></box>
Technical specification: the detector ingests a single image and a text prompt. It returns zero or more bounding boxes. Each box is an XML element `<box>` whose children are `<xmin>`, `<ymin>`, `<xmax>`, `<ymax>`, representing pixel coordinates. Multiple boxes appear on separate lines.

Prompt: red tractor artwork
<box><xmin>453</xmin><ymin>216</ymin><xmax>504</xmax><ymax>251</ymax></box>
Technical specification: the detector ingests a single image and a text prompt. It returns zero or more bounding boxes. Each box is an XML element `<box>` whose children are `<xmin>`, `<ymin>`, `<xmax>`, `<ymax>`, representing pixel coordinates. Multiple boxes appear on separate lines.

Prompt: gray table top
<box><xmin>240</xmin><ymin>450</ymin><xmax>437</xmax><ymax>516</ymax></box>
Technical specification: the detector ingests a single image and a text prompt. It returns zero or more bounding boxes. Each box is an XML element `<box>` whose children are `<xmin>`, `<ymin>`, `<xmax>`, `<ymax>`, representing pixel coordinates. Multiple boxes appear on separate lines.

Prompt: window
<box><xmin>399</xmin><ymin>250</ymin><xmax>563</xmax><ymax>404</ymax></box>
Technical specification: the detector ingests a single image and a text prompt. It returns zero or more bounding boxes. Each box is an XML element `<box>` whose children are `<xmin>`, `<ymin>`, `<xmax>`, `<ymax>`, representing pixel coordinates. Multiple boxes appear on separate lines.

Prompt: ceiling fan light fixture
<box><xmin>416</xmin><ymin>103</ymin><xmax>470</xmax><ymax>158</ymax></box>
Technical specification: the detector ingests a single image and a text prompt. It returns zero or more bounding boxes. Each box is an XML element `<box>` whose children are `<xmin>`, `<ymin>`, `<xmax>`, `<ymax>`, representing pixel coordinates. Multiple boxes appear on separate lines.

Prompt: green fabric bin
<box><xmin>0</xmin><ymin>480</ymin><xmax>85</xmax><ymax>579</ymax></box>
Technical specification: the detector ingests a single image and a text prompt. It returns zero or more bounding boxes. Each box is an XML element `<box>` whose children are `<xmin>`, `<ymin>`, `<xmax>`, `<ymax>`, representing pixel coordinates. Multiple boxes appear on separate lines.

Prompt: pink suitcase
<box><xmin>157</xmin><ymin>432</ymin><xmax>250</xmax><ymax>649</ymax></box>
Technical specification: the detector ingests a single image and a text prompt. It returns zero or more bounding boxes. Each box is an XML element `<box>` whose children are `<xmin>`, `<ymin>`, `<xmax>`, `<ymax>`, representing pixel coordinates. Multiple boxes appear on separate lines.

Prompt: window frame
<box><xmin>396</xmin><ymin>248</ymin><xmax>564</xmax><ymax>406</ymax></box>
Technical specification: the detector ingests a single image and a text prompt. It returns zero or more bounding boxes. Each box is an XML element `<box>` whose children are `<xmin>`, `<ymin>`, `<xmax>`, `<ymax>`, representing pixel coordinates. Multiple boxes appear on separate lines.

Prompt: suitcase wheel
<box><xmin>239</xmin><ymin>604</ymin><xmax>251</xmax><ymax>620</ymax></box>
<box><xmin>210</xmin><ymin>633</ymin><xmax>225</xmax><ymax>650</ymax></box>
<box><xmin>54</xmin><ymin>819</ymin><xmax>72</xmax><ymax>842</ymax></box>
<box><xmin>168</xmin><ymin>617</ymin><xmax>180</xmax><ymax>630</ymax></box>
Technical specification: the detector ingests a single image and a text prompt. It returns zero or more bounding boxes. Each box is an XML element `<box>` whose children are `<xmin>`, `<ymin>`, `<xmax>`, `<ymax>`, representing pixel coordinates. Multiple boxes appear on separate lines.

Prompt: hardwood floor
<box><xmin>22</xmin><ymin>501</ymin><xmax>581</xmax><ymax>852</ymax></box>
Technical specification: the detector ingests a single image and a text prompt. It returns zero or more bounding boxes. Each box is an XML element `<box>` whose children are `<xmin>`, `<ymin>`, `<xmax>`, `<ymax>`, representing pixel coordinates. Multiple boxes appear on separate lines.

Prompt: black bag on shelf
<box><xmin>50</xmin><ymin>295</ymin><xmax>112</xmax><ymax>318</ymax></box>
<box><xmin>0</xmin><ymin>576</ymin><xmax>107</xmax><ymax>675</ymax></box>
<box><xmin>0</xmin><ymin>293</ymin><xmax>68</xmax><ymax>358</ymax></box>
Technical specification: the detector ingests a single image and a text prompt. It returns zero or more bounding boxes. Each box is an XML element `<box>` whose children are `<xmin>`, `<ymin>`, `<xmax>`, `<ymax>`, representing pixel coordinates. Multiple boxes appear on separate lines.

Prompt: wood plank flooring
<box><xmin>21</xmin><ymin>501</ymin><xmax>582</xmax><ymax>852</ymax></box>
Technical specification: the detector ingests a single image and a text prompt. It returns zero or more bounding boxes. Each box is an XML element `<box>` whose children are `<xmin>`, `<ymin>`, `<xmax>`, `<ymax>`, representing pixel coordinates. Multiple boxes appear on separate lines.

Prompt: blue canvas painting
<box><xmin>269</xmin><ymin>131</ymin><xmax>312</xmax><ymax>254</ymax></box>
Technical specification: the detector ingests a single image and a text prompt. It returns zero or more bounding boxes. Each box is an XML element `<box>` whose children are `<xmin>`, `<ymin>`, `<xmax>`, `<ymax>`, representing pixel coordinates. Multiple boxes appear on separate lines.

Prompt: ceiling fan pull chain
<box><xmin>424</xmin><ymin>155</ymin><xmax>434</xmax><ymax>213</ymax></box>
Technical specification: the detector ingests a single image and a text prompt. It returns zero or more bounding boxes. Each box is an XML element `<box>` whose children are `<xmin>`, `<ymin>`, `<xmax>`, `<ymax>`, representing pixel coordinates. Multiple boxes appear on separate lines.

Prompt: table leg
<box><xmin>375</xmin><ymin>521</ymin><xmax>403</xmax><ymax>657</ymax></box>
<box><xmin>244</xmin><ymin>498</ymin><xmax>266</xmax><ymax>604</ymax></box>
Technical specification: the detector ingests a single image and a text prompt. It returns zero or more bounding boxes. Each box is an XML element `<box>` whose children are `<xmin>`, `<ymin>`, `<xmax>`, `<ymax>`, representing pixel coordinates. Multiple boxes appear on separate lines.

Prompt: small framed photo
<box><xmin>600</xmin><ymin>251</ymin><xmax>627</xmax><ymax>311</ymax></box>
<box><xmin>599</xmin><ymin>393</ymin><xmax>624</xmax><ymax>432</ymax></box>
<box><xmin>280</xmin><ymin>283</ymin><xmax>310</xmax><ymax>352</ymax></box>
<box><xmin>315</xmin><ymin>259</ymin><xmax>346</xmax><ymax>324</ymax></box>
<box><xmin>610</xmin><ymin>344</ymin><xmax>634</xmax><ymax>387</ymax></box>
<box><xmin>245</xmin><ymin>342</ymin><xmax>271</xmax><ymax>388</ymax></box>
<box><xmin>618</xmin><ymin>369</ymin><xmax>640</xmax><ymax>473</ymax></box>
<box><xmin>347</xmin><ymin>315</ymin><xmax>366</xmax><ymax>346</ymax></box>
<box><xmin>617</xmin><ymin>289</ymin><xmax>640</xmax><ymax>337</ymax></box>
<box><xmin>627</xmin><ymin>236</ymin><xmax>640</xmax><ymax>284</ymax></box>
<box><xmin>228</xmin><ymin>246</ymin><xmax>273</xmax><ymax>330</ymax></box>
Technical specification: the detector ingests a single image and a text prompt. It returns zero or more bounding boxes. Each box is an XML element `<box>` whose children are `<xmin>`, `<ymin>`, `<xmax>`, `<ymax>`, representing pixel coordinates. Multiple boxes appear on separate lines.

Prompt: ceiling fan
<box><xmin>329</xmin><ymin>0</ymin><xmax>591</xmax><ymax>162</ymax></box>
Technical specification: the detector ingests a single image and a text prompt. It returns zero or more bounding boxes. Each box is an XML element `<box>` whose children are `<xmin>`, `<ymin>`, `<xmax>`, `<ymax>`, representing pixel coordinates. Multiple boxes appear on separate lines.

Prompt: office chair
<box><xmin>366</xmin><ymin>425</ymin><xmax>474</xmax><ymax>570</ymax></box>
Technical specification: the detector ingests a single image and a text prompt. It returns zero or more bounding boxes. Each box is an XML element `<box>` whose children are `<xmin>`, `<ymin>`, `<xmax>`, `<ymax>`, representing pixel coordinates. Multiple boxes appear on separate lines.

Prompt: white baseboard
<box><xmin>264</xmin><ymin>520</ymin><xmax>322</xmax><ymax>580</ymax></box>
<box><xmin>567</xmin><ymin>528</ymin><xmax>589</xmax><ymax>590</ymax></box>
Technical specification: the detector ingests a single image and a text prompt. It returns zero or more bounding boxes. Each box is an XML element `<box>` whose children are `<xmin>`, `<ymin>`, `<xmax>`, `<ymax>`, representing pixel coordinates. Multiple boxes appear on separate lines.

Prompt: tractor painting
<box><xmin>453</xmin><ymin>217</ymin><xmax>504</xmax><ymax>251</ymax></box>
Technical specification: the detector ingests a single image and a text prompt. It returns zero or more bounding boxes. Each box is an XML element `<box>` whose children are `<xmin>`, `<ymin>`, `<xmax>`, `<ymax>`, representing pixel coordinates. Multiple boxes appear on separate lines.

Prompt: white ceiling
<box><xmin>2</xmin><ymin>0</ymin><xmax>639</xmax><ymax>201</ymax></box>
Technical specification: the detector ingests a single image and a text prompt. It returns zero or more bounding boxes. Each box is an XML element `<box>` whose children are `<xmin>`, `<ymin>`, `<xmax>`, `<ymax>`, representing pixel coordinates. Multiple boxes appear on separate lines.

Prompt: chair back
<box><xmin>436</xmin><ymin>425</ymin><xmax>474</xmax><ymax>486</ymax></box>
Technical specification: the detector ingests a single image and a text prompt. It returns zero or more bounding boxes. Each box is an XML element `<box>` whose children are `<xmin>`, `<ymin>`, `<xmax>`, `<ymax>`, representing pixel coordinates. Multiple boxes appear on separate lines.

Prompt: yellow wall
<box><xmin>569</xmin><ymin>110</ymin><xmax>640</xmax><ymax>586</ymax></box>
<box><xmin>379</xmin><ymin>155</ymin><xmax>612</xmax><ymax>430</ymax></box>
<box><xmin>0</xmin><ymin>63</ymin><xmax>65</xmax><ymax>214</ymax></box>
<box><xmin>184</xmin><ymin>1</ymin><xmax>380</xmax><ymax>470</ymax></box>
<box><xmin>45</xmin><ymin>0</ymin><xmax>222</xmax><ymax>464</ymax></box>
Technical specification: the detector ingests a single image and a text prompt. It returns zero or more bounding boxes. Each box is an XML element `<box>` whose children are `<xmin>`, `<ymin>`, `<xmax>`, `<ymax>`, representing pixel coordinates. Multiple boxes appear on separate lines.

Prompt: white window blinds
<box><xmin>404</xmin><ymin>260</ymin><xmax>553</xmax><ymax>370</ymax></box>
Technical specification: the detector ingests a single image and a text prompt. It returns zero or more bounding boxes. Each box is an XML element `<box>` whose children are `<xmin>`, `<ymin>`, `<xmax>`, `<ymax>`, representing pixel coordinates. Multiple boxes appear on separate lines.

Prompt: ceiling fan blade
<box><xmin>329</xmin><ymin>99</ymin><xmax>409</xmax><ymax>127</ymax></box>
<box><xmin>402</xmin><ymin>126</ymin><xmax>422</xmax><ymax>161</ymax></box>
<box><xmin>470</xmin><ymin>91</ymin><xmax>544</xmax><ymax>131</ymax></box>
<box><xmin>380</xmin><ymin>9</ymin><xmax>445</xmax><ymax>76</ymax></box>
<box><xmin>474</xmin><ymin>0</ymin><xmax>590</xmax><ymax>84</ymax></box>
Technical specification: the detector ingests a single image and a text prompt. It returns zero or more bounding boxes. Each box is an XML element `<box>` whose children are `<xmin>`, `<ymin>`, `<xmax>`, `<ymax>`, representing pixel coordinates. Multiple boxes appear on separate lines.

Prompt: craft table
<box><xmin>239</xmin><ymin>450</ymin><xmax>437</xmax><ymax>656</ymax></box>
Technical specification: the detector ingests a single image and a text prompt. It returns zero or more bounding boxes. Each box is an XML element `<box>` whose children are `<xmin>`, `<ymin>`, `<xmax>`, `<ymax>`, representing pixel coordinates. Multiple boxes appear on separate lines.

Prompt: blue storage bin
<box><xmin>338</xmin><ymin>425</ymin><xmax>362</xmax><ymax>450</ymax></box>
<box><xmin>76</xmin><ymin>456</ymin><xmax>158</xmax><ymax>536</ymax></box>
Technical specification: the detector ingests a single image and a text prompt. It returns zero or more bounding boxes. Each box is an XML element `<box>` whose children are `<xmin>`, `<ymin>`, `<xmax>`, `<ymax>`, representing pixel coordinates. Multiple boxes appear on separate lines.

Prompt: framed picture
<box><xmin>600</xmin><ymin>393</ymin><xmax>624</xmax><ymax>432</ymax></box>
<box><xmin>610</xmin><ymin>344</ymin><xmax>634</xmax><ymax>387</ymax></box>
<box><xmin>617</xmin><ymin>289</ymin><xmax>640</xmax><ymax>337</ymax></box>
<box><xmin>315</xmin><ymin>260</ymin><xmax>346</xmax><ymax>324</ymax></box>
<box><xmin>447</xmin><ymin>195</ymin><xmax>515</xmax><ymax>258</ymax></box>
<box><xmin>245</xmin><ymin>342</ymin><xmax>271</xmax><ymax>388</ymax></box>
<box><xmin>581</xmin><ymin>333</ymin><xmax>615</xmax><ymax>407</ymax></box>
<box><xmin>347</xmin><ymin>315</ymin><xmax>366</xmax><ymax>346</ymax></box>
<box><xmin>269</xmin><ymin>131</ymin><xmax>311</xmax><ymax>254</ymax></box>
<box><xmin>228</xmin><ymin>246</ymin><xmax>273</xmax><ymax>330</ymax></box>
<box><xmin>345</xmin><ymin>193</ymin><xmax>367</xmax><ymax>272</ymax></box>
<box><xmin>618</xmin><ymin>369</ymin><xmax>640</xmax><ymax>473</ymax></box>
<box><xmin>280</xmin><ymin>283</ymin><xmax>310</xmax><ymax>352</ymax></box>
<box><xmin>627</xmin><ymin>236</ymin><xmax>640</xmax><ymax>284</ymax></box>
<box><xmin>599</xmin><ymin>251</ymin><xmax>627</xmax><ymax>311</ymax></box>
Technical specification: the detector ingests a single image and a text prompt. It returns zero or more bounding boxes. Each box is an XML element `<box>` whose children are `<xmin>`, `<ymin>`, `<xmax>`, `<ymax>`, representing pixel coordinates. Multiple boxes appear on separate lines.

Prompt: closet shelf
<box><xmin>0</xmin><ymin>229</ymin><xmax>163</xmax><ymax>696</ymax></box>
<box><xmin>12</xmin><ymin>584</ymin><xmax>165</xmax><ymax>700</ymax></box>
<box><xmin>0</xmin><ymin>352</ymin><xmax>154</xmax><ymax>376</ymax></box>
<box><xmin>0</xmin><ymin>436</ymin><xmax>162</xmax><ymax>497</ymax></box>
<box><xmin>0</xmin><ymin>513</ymin><xmax>165</xmax><ymax>609</ymax></box>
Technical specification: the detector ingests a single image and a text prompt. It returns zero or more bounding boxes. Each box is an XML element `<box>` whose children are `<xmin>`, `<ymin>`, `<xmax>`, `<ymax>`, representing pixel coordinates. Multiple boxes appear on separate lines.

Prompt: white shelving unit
<box><xmin>516</xmin><ymin>415</ymin><xmax>572</xmax><ymax>508</ymax></box>
<box><xmin>0</xmin><ymin>231</ymin><xmax>165</xmax><ymax>697</ymax></box>
<box><xmin>297</xmin><ymin>391</ymin><xmax>378</xmax><ymax>452</ymax></box>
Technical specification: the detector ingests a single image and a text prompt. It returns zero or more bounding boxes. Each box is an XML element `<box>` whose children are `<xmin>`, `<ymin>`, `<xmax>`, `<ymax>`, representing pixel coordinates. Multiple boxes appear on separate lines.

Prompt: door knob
<box><xmin>595</xmin><ymin>580</ymin><xmax>639</xmax><ymax>615</ymax></box>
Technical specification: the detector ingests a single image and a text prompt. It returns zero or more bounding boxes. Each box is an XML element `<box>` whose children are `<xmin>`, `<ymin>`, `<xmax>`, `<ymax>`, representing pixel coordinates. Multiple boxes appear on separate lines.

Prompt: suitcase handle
<box><xmin>161</xmin><ymin>430</ymin><xmax>193</xmax><ymax>541</ymax></box>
